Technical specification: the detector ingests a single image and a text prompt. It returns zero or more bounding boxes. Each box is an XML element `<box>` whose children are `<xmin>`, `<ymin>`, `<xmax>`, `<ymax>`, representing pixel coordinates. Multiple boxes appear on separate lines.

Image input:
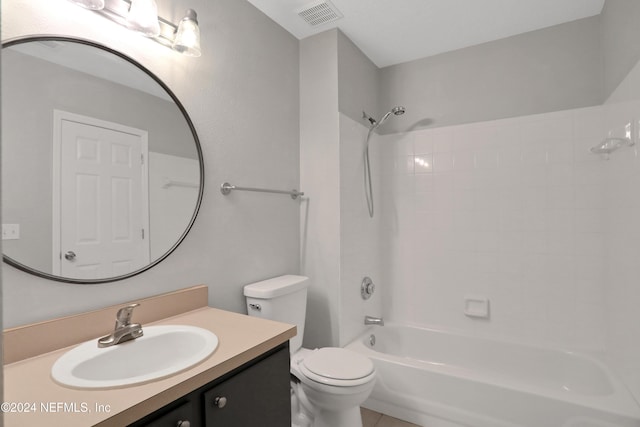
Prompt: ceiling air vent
<box><xmin>297</xmin><ymin>0</ymin><xmax>343</xmax><ymax>27</ymax></box>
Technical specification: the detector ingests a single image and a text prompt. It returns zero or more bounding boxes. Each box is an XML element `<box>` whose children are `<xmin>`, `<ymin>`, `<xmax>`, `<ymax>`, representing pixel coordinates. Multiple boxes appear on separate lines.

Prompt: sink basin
<box><xmin>51</xmin><ymin>325</ymin><xmax>218</xmax><ymax>389</ymax></box>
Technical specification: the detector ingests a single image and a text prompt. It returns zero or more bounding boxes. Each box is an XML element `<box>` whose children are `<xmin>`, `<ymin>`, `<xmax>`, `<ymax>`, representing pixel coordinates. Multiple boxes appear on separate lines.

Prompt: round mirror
<box><xmin>1</xmin><ymin>37</ymin><xmax>204</xmax><ymax>283</ymax></box>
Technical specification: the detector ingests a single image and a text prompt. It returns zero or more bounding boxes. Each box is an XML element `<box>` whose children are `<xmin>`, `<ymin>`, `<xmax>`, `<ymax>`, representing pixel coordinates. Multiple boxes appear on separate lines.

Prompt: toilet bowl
<box><xmin>243</xmin><ymin>275</ymin><xmax>377</xmax><ymax>427</ymax></box>
<box><xmin>291</xmin><ymin>348</ymin><xmax>376</xmax><ymax>427</ymax></box>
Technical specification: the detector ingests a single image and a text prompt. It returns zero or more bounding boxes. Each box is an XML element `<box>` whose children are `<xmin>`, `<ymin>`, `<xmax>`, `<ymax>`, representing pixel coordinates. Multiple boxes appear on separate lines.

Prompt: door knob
<box><xmin>213</xmin><ymin>396</ymin><xmax>227</xmax><ymax>408</ymax></box>
<box><xmin>176</xmin><ymin>421</ymin><xmax>190</xmax><ymax>427</ymax></box>
<box><xmin>64</xmin><ymin>251</ymin><xmax>77</xmax><ymax>261</ymax></box>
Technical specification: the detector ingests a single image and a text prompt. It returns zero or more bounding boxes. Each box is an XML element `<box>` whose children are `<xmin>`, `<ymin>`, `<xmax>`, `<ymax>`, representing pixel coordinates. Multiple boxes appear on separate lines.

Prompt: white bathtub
<box><xmin>345</xmin><ymin>324</ymin><xmax>640</xmax><ymax>427</ymax></box>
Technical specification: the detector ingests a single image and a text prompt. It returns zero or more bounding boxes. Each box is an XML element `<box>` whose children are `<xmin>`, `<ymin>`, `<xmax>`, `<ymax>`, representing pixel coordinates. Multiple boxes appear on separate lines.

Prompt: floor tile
<box><xmin>375</xmin><ymin>414</ymin><xmax>422</xmax><ymax>427</ymax></box>
<box><xmin>360</xmin><ymin>407</ymin><xmax>422</xmax><ymax>427</ymax></box>
<box><xmin>361</xmin><ymin>407</ymin><xmax>383</xmax><ymax>427</ymax></box>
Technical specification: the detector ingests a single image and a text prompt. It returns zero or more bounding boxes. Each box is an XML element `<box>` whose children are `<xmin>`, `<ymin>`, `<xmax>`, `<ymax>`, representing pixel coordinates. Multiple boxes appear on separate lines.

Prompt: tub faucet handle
<box><xmin>361</xmin><ymin>277</ymin><xmax>375</xmax><ymax>300</ymax></box>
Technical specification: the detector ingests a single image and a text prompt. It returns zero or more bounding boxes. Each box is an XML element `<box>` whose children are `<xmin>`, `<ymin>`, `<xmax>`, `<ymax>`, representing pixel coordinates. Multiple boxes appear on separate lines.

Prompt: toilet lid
<box><xmin>302</xmin><ymin>348</ymin><xmax>374</xmax><ymax>381</ymax></box>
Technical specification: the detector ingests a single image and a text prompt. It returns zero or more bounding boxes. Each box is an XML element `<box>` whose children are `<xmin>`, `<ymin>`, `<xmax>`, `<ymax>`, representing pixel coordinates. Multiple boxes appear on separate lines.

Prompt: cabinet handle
<box><xmin>176</xmin><ymin>421</ymin><xmax>190</xmax><ymax>427</ymax></box>
<box><xmin>213</xmin><ymin>396</ymin><xmax>227</xmax><ymax>408</ymax></box>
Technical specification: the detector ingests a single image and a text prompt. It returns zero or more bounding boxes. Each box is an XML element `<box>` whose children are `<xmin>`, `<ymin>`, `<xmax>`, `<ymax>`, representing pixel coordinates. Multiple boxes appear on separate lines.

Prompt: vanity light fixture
<box><xmin>68</xmin><ymin>0</ymin><xmax>202</xmax><ymax>57</ymax></box>
<box><xmin>68</xmin><ymin>0</ymin><xmax>106</xmax><ymax>10</ymax></box>
<box><xmin>172</xmin><ymin>9</ymin><xmax>201</xmax><ymax>57</ymax></box>
<box><xmin>126</xmin><ymin>0</ymin><xmax>161</xmax><ymax>37</ymax></box>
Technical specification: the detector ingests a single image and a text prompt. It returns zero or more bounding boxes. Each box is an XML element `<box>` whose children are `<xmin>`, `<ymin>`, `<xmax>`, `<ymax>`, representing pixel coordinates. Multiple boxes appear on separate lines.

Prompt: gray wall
<box><xmin>2</xmin><ymin>0</ymin><xmax>300</xmax><ymax>328</ymax></box>
<box><xmin>3</xmin><ymin>50</ymin><xmax>196</xmax><ymax>159</ymax></box>
<box><xmin>377</xmin><ymin>16</ymin><xmax>603</xmax><ymax>134</ymax></box>
<box><xmin>299</xmin><ymin>30</ymin><xmax>341</xmax><ymax>348</ymax></box>
<box><xmin>337</xmin><ymin>30</ymin><xmax>380</xmax><ymax>127</ymax></box>
<box><xmin>602</xmin><ymin>0</ymin><xmax>640</xmax><ymax>99</ymax></box>
<box><xmin>299</xmin><ymin>29</ymin><xmax>383</xmax><ymax>349</ymax></box>
<box><xmin>341</xmin><ymin>1</ymin><xmax>640</xmax><ymax>134</ymax></box>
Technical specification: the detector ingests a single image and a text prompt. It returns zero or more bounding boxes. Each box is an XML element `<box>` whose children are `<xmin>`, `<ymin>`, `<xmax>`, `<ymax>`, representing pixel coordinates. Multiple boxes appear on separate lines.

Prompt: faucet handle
<box><xmin>115</xmin><ymin>303</ymin><xmax>140</xmax><ymax>326</ymax></box>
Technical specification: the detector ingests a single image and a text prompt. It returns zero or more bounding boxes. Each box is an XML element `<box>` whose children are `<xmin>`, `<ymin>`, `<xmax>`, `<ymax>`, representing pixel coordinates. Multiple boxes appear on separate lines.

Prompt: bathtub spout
<box><xmin>365</xmin><ymin>315</ymin><xmax>384</xmax><ymax>326</ymax></box>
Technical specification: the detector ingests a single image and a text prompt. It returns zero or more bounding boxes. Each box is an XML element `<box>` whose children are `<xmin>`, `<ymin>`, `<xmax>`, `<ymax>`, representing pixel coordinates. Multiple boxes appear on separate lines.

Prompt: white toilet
<box><xmin>244</xmin><ymin>275</ymin><xmax>376</xmax><ymax>427</ymax></box>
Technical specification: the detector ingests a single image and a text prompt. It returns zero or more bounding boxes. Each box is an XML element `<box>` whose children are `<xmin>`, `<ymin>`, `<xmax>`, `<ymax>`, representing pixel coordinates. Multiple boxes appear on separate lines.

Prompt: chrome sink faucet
<box><xmin>364</xmin><ymin>315</ymin><xmax>384</xmax><ymax>326</ymax></box>
<box><xmin>98</xmin><ymin>303</ymin><xmax>144</xmax><ymax>347</ymax></box>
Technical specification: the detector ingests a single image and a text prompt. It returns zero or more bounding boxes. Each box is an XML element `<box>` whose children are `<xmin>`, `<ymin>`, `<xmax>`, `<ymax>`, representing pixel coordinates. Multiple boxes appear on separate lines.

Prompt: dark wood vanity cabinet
<box><xmin>136</xmin><ymin>401</ymin><xmax>196</xmax><ymax>427</ymax></box>
<box><xmin>130</xmin><ymin>343</ymin><xmax>291</xmax><ymax>427</ymax></box>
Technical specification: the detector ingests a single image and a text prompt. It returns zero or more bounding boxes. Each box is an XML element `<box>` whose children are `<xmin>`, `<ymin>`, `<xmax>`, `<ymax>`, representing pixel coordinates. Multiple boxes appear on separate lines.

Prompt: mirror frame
<box><xmin>1</xmin><ymin>35</ymin><xmax>205</xmax><ymax>284</ymax></box>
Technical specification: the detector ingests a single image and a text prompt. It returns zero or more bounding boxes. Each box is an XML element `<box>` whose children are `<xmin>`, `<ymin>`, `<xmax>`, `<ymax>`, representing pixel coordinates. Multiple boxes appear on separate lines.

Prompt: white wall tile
<box><xmin>475</xmin><ymin>149</ymin><xmax>499</xmax><ymax>170</ymax></box>
<box><xmin>413</xmin><ymin>129</ymin><xmax>434</xmax><ymax>154</ymax></box>
<box><xmin>573</xmin><ymin>107</ymin><xmax>605</xmax><ymax>164</ymax></box>
<box><xmin>547</xmin><ymin>140</ymin><xmax>574</xmax><ymax>165</ymax></box>
<box><xmin>414</xmin><ymin>192</ymin><xmax>433</xmax><ymax>213</ymax></box>
<box><xmin>377</xmin><ymin>106</ymin><xmax>609</xmax><ymax>351</ymax></box>
<box><xmin>574</xmin><ymin>161</ymin><xmax>605</xmax><ymax>186</ymax></box>
<box><xmin>546</xmin><ymin>164</ymin><xmax>574</xmax><ymax>187</ymax></box>
<box><xmin>574</xmin><ymin>185</ymin><xmax>604</xmax><ymax>210</ymax></box>
<box><xmin>433</xmin><ymin>152</ymin><xmax>454</xmax><ymax>172</ymax></box>
<box><xmin>453</xmin><ymin>150</ymin><xmax>475</xmax><ymax>171</ymax></box>
<box><xmin>431</xmin><ymin>127</ymin><xmax>455</xmax><ymax>153</ymax></box>
<box><xmin>413</xmin><ymin>154</ymin><xmax>433</xmax><ymax>174</ymax></box>
<box><xmin>521</xmin><ymin>143</ymin><xmax>549</xmax><ymax>166</ymax></box>
<box><xmin>414</xmin><ymin>173</ymin><xmax>434</xmax><ymax>193</ymax></box>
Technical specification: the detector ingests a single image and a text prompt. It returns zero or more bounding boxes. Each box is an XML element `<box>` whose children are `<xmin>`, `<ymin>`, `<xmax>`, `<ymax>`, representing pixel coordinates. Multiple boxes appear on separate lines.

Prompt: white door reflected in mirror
<box><xmin>54</xmin><ymin>111</ymin><xmax>150</xmax><ymax>279</ymax></box>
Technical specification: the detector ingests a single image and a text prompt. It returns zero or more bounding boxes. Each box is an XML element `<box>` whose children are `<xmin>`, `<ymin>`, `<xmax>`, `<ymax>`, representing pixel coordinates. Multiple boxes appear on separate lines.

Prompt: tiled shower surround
<box><xmin>372</xmin><ymin>105</ymin><xmax>608</xmax><ymax>351</ymax></box>
<box><xmin>348</xmin><ymin>90</ymin><xmax>640</xmax><ymax>374</ymax></box>
<box><xmin>336</xmin><ymin>55</ymin><xmax>640</xmax><ymax>401</ymax></box>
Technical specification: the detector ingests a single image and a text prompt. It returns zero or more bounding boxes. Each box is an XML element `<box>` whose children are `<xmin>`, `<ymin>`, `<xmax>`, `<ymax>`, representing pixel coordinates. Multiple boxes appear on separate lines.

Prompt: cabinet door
<box><xmin>204</xmin><ymin>347</ymin><xmax>290</xmax><ymax>426</ymax></box>
<box><xmin>138</xmin><ymin>401</ymin><xmax>199</xmax><ymax>427</ymax></box>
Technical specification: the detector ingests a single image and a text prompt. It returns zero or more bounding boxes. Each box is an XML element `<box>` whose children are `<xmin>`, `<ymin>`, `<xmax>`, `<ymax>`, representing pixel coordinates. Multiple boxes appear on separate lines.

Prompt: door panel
<box><xmin>57</xmin><ymin>117</ymin><xmax>149</xmax><ymax>279</ymax></box>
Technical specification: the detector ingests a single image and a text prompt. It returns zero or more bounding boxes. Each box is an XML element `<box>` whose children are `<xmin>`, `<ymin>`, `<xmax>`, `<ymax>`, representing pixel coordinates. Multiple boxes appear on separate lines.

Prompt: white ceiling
<box><xmin>246</xmin><ymin>0</ymin><xmax>606</xmax><ymax>68</ymax></box>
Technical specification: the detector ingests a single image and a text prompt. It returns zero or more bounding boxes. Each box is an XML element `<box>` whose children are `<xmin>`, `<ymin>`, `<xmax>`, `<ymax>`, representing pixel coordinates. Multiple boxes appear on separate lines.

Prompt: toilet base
<box><xmin>292</xmin><ymin>414</ymin><xmax>313</xmax><ymax>427</ymax></box>
<box><xmin>291</xmin><ymin>381</ymin><xmax>364</xmax><ymax>427</ymax></box>
<box><xmin>292</xmin><ymin>408</ymin><xmax>362</xmax><ymax>427</ymax></box>
<box><xmin>312</xmin><ymin>407</ymin><xmax>362</xmax><ymax>427</ymax></box>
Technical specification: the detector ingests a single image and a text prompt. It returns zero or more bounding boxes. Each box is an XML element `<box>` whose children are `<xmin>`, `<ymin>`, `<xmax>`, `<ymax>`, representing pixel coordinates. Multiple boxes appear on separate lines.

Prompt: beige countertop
<box><xmin>4</xmin><ymin>306</ymin><xmax>296</xmax><ymax>427</ymax></box>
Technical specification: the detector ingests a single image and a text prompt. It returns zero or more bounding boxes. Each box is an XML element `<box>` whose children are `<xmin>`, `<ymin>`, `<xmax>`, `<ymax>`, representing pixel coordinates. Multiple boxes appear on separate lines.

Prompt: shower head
<box><xmin>590</xmin><ymin>136</ymin><xmax>635</xmax><ymax>159</ymax></box>
<box><xmin>392</xmin><ymin>106</ymin><xmax>405</xmax><ymax>116</ymax></box>
<box><xmin>373</xmin><ymin>106</ymin><xmax>406</xmax><ymax>129</ymax></box>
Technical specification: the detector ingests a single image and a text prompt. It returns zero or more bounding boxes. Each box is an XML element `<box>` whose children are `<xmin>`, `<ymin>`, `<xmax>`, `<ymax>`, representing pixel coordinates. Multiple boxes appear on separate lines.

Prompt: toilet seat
<box><xmin>299</xmin><ymin>347</ymin><xmax>375</xmax><ymax>387</ymax></box>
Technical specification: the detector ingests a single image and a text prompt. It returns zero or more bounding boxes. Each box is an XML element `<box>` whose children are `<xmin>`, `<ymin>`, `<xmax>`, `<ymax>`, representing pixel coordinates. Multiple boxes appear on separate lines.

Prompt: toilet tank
<box><xmin>244</xmin><ymin>275</ymin><xmax>309</xmax><ymax>353</ymax></box>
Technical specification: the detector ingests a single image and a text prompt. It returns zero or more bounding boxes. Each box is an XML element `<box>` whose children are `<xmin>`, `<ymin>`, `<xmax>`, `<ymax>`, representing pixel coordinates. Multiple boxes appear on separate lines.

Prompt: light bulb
<box><xmin>172</xmin><ymin>9</ymin><xmax>201</xmax><ymax>57</ymax></box>
<box><xmin>126</xmin><ymin>0</ymin><xmax>161</xmax><ymax>37</ymax></box>
<box><xmin>68</xmin><ymin>0</ymin><xmax>105</xmax><ymax>10</ymax></box>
